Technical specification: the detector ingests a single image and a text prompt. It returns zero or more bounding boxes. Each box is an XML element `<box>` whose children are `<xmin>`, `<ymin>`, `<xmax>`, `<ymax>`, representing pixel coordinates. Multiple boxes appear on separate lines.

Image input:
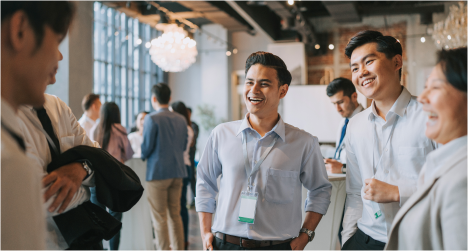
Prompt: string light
<box><xmin>233</xmin><ymin>48</ymin><xmax>238</xmax><ymax>54</ymax></box>
<box><xmin>226</xmin><ymin>51</ymin><xmax>232</xmax><ymax>56</ymax></box>
<box><xmin>288</xmin><ymin>0</ymin><xmax>294</xmax><ymax>5</ymax></box>
<box><xmin>315</xmin><ymin>44</ymin><xmax>320</xmax><ymax>49</ymax></box>
<box><xmin>328</xmin><ymin>44</ymin><xmax>334</xmax><ymax>50</ymax></box>
<box><xmin>447</xmin><ymin>35</ymin><xmax>452</xmax><ymax>40</ymax></box>
<box><xmin>145</xmin><ymin>42</ymin><xmax>151</xmax><ymax>48</ymax></box>
<box><xmin>420</xmin><ymin>37</ymin><xmax>426</xmax><ymax>43</ymax></box>
<box><xmin>136</xmin><ymin>38</ymin><xmax>142</xmax><ymax>45</ymax></box>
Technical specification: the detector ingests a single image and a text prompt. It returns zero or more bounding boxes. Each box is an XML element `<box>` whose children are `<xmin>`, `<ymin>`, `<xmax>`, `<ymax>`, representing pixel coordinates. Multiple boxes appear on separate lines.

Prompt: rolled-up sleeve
<box><xmin>341</xmin><ymin>135</ymin><xmax>363</xmax><ymax>245</ymax></box>
<box><xmin>195</xmin><ymin>132</ymin><xmax>222</xmax><ymax>213</ymax></box>
<box><xmin>301</xmin><ymin>136</ymin><xmax>332</xmax><ymax>215</ymax></box>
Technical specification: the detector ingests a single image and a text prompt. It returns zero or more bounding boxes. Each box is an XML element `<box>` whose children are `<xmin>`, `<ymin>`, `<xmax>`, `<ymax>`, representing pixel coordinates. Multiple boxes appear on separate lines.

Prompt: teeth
<box><xmin>362</xmin><ymin>79</ymin><xmax>374</xmax><ymax>86</ymax></box>
<box><xmin>425</xmin><ymin>111</ymin><xmax>438</xmax><ymax>118</ymax></box>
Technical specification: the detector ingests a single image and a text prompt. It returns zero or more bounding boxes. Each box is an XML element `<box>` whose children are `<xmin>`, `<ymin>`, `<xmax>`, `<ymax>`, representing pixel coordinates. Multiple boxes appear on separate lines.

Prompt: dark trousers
<box><xmin>212</xmin><ymin>237</ymin><xmax>291</xmax><ymax>250</ymax></box>
<box><xmin>90</xmin><ymin>187</ymin><xmax>122</xmax><ymax>250</ymax></box>
<box><xmin>180</xmin><ymin>165</ymin><xmax>192</xmax><ymax>245</ymax></box>
<box><xmin>342</xmin><ymin>228</ymin><xmax>386</xmax><ymax>250</ymax></box>
<box><xmin>189</xmin><ymin>146</ymin><xmax>197</xmax><ymax>201</ymax></box>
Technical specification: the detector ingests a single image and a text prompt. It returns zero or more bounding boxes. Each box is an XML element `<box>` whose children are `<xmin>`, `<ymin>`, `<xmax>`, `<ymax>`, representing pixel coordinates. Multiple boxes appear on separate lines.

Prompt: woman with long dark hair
<box><xmin>171</xmin><ymin>101</ymin><xmax>193</xmax><ymax>249</ymax></box>
<box><xmin>89</xmin><ymin>101</ymin><xmax>134</xmax><ymax>250</ymax></box>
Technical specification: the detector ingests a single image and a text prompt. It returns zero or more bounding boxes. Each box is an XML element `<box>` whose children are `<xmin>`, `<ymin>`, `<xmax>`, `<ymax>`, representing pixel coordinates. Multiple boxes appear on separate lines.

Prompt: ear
<box><xmin>8</xmin><ymin>11</ymin><xmax>32</xmax><ymax>52</ymax></box>
<box><xmin>351</xmin><ymin>92</ymin><xmax>358</xmax><ymax>102</ymax></box>
<box><xmin>279</xmin><ymin>84</ymin><xmax>289</xmax><ymax>99</ymax></box>
<box><xmin>393</xmin><ymin>54</ymin><xmax>403</xmax><ymax>72</ymax></box>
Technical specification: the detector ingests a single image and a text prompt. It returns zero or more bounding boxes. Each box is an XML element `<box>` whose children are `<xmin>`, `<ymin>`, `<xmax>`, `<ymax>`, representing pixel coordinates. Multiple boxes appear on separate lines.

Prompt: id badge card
<box><xmin>238</xmin><ymin>191</ymin><xmax>258</xmax><ymax>224</ymax></box>
<box><xmin>371</xmin><ymin>201</ymin><xmax>382</xmax><ymax>219</ymax></box>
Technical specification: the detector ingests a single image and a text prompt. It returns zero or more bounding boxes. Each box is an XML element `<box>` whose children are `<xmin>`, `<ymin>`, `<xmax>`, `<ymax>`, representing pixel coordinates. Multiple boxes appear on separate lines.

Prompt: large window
<box><xmin>93</xmin><ymin>2</ymin><xmax>164</xmax><ymax>128</ymax></box>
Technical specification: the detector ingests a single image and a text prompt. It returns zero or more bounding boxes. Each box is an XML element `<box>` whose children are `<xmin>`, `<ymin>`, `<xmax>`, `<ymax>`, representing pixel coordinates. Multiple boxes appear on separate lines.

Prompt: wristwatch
<box><xmin>341</xmin><ymin>164</ymin><xmax>347</xmax><ymax>174</ymax></box>
<box><xmin>299</xmin><ymin>228</ymin><xmax>315</xmax><ymax>242</ymax></box>
<box><xmin>76</xmin><ymin>159</ymin><xmax>93</xmax><ymax>179</ymax></box>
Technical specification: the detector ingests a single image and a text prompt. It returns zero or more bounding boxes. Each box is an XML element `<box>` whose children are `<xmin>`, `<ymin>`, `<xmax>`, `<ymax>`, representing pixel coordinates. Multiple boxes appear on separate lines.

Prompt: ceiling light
<box><xmin>447</xmin><ymin>35</ymin><xmax>452</xmax><ymax>40</ymax></box>
<box><xmin>233</xmin><ymin>48</ymin><xmax>238</xmax><ymax>54</ymax></box>
<box><xmin>420</xmin><ymin>37</ymin><xmax>426</xmax><ymax>43</ymax></box>
<box><xmin>226</xmin><ymin>51</ymin><xmax>232</xmax><ymax>56</ymax></box>
<box><xmin>315</xmin><ymin>44</ymin><xmax>320</xmax><ymax>49</ymax></box>
<box><xmin>288</xmin><ymin>0</ymin><xmax>294</xmax><ymax>5</ymax></box>
<box><xmin>328</xmin><ymin>44</ymin><xmax>334</xmax><ymax>50</ymax></box>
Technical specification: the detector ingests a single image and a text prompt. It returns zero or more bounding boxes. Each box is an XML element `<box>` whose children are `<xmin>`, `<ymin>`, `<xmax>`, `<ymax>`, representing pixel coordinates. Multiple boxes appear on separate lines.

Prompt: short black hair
<box><xmin>326</xmin><ymin>78</ymin><xmax>356</xmax><ymax>97</ymax></box>
<box><xmin>1</xmin><ymin>2</ymin><xmax>75</xmax><ymax>48</ymax></box>
<box><xmin>345</xmin><ymin>30</ymin><xmax>403</xmax><ymax>79</ymax></box>
<box><xmin>437</xmin><ymin>47</ymin><xmax>467</xmax><ymax>93</ymax></box>
<box><xmin>151</xmin><ymin>83</ymin><xmax>171</xmax><ymax>104</ymax></box>
<box><xmin>245</xmin><ymin>51</ymin><xmax>292</xmax><ymax>86</ymax></box>
<box><xmin>81</xmin><ymin>93</ymin><xmax>100</xmax><ymax>112</ymax></box>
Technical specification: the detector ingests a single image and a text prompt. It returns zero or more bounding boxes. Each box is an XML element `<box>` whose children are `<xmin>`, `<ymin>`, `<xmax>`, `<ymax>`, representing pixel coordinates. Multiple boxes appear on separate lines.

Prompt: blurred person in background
<box><xmin>78</xmin><ymin>93</ymin><xmax>101</xmax><ymax>137</ymax></box>
<box><xmin>172</xmin><ymin>101</ymin><xmax>194</xmax><ymax>250</ymax></box>
<box><xmin>90</xmin><ymin>101</ymin><xmax>134</xmax><ymax>250</ymax></box>
<box><xmin>386</xmin><ymin>47</ymin><xmax>467</xmax><ymax>250</ymax></box>
<box><xmin>187</xmin><ymin>107</ymin><xmax>199</xmax><ymax>208</ymax></box>
<box><xmin>128</xmin><ymin>111</ymin><xmax>149</xmax><ymax>158</ymax></box>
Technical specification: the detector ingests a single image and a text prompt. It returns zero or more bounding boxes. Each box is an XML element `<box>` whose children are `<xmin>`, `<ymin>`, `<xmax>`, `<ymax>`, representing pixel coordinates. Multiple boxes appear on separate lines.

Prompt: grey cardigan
<box><xmin>385</xmin><ymin>145</ymin><xmax>467</xmax><ymax>250</ymax></box>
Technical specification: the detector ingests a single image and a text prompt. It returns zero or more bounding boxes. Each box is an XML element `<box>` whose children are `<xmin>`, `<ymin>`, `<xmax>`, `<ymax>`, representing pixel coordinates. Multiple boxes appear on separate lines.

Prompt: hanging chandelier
<box><xmin>429</xmin><ymin>1</ymin><xmax>467</xmax><ymax>49</ymax></box>
<box><xmin>149</xmin><ymin>24</ymin><xmax>197</xmax><ymax>72</ymax></box>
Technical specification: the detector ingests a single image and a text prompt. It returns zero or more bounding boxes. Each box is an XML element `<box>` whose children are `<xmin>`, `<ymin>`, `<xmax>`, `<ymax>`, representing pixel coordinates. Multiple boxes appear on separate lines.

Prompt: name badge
<box><xmin>371</xmin><ymin>201</ymin><xmax>383</xmax><ymax>219</ymax></box>
<box><xmin>238</xmin><ymin>191</ymin><xmax>258</xmax><ymax>224</ymax></box>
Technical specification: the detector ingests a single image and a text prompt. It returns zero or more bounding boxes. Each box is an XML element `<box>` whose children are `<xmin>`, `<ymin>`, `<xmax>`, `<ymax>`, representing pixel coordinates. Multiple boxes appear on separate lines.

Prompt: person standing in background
<box><xmin>78</xmin><ymin>93</ymin><xmax>101</xmax><ymax>136</ymax></box>
<box><xmin>325</xmin><ymin>77</ymin><xmax>363</xmax><ymax>174</ymax></box>
<box><xmin>90</xmin><ymin>101</ymin><xmax>134</xmax><ymax>250</ymax></box>
<box><xmin>187</xmin><ymin>107</ymin><xmax>199</xmax><ymax>208</ymax></box>
<box><xmin>141</xmin><ymin>83</ymin><xmax>187</xmax><ymax>250</ymax></box>
<box><xmin>171</xmin><ymin>101</ymin><xmax>194</xmax><ymax>250</ymax></box>
<box><xmin>128</xmin><ymin>111</ymin><xmax>149</xmax><ymax>158</ymax></box>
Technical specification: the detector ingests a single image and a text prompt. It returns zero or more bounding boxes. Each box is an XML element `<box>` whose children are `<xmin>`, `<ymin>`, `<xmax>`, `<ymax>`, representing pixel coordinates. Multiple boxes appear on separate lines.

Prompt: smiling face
<box><xmin>417</xmin><ymin>64</ymin><xmax>467</xmax><ymax>144</ymax></box>
<box><xmin>329</xmin><ymin>91</ymin><xmax>358</xmax><ymax>118</ymax></box>
<box><xmin>350</xmin><ymin>42</ymin><xmax>402</xmax><ymax>101</ymax></box>
<box><xmin>244</xmin><ymin>64</ymin><xmax>288</xmax><ymax>118</ymax></box>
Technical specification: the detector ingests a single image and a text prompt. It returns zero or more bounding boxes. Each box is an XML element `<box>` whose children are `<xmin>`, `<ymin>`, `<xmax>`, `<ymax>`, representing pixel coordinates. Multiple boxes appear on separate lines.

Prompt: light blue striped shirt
<box><xmin>195</xmin><ymin>114</ymin><xmax>332</xmax><ymax>241</ymax></box>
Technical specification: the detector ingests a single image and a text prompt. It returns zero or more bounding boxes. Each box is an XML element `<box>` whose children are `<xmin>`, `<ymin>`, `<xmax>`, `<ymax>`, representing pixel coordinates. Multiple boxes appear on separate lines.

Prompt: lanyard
<box><xmin>21</xmin><ymin>109</ymin><xmax>60</xmax><ymax>156</ymax></box>
<box><xmin>242</xmin><ymin>130</ymin><xmax>279</xmax><ymax>192</ymax></box>
<box><xmin>372</xmin><ymin>115</ymin><xmax>399</xmax><ymax>176</ymax></box>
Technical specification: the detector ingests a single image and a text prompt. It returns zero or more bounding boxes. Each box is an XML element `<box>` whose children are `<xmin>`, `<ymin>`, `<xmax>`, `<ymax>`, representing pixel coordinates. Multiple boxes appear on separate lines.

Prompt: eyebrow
<box><xmin>350</xmin><ymin>53</ymin><xmax>377</xmax><ymax>67</ymax></box>
<box><xmin>246</xmin><ymin>78</ymin><xmax>272</xmax><ymax>83</ymax></box>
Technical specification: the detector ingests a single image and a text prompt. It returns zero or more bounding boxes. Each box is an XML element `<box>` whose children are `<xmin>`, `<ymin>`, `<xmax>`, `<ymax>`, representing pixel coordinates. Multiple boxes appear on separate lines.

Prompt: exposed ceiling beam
<box><xmin>358</xmin><ymin>4</ymin><xmax>445</xmax><ymax>16</ymax></box>
<box><xmin>322</xmin><ymin>1</ymin><xmax>361</xmax><ymax>23</ymax></box>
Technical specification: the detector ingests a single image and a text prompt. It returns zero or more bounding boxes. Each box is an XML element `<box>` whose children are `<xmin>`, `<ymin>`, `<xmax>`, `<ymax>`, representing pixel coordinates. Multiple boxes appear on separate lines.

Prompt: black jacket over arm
<box><xmin>48</xmin><ymin>145</ymin><xmax>144</xmax><ymax>249</ymax></box>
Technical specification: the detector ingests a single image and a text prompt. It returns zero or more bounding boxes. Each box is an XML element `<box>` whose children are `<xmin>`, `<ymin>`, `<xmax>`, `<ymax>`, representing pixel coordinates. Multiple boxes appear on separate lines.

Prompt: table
<box><xmin>303</xmin><ymin>173</ymin><xmax>346</xmax><ymax>250</ymax></box>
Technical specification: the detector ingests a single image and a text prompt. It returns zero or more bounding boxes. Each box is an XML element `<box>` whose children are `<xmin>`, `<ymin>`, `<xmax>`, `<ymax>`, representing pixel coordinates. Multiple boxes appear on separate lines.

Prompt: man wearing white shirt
<box><xmin>78</xmin><ymin>93</ymin><xmax>101</xmax><ymax>136</ymax></box>
<box><xmin>1</xmin><ymin>2</ymin><xmax>75</xmax><ymax>249</ymax></box>
<box><xmin>341</xmin><ymin>30</ymin><xmax>437</xmax><ymax>250</ymax></box>
<box><xmin>325</xmin><ymin>77</ymin><xmax>363</xmax><ymax>174</ymax></box>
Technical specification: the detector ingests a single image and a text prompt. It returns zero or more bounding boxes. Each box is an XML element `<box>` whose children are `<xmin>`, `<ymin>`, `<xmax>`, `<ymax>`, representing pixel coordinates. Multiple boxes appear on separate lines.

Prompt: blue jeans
<box><xmin>180</xmin><ymin>165</ymin><xmax>191</xmax><ymax>245</ymax></box>
<box><xmin>90</xmin><ymin>187</ymin><xmax>122</xmax><ymax>250</ymax></box>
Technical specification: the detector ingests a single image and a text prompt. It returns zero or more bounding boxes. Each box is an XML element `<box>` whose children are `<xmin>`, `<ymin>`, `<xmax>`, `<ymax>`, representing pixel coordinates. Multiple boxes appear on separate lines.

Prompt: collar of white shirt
<box><xmin>235</xmin><ymin>113</ymin><xmax>286</xmax><ymax>142</ymax></box>
<box><xmin>368</xmin><ymin>87</ymin><xmax>412</xmax><ymax>121</ymax></box>
<box><xmin>423</xmin><ymin>135</ymin><xmax>467</xmax><ymax>184</ymax></box>
<box><xmin>1</xmin><ymin>99</ymin><xmax>24</xmax><ymax>137</ymax></box>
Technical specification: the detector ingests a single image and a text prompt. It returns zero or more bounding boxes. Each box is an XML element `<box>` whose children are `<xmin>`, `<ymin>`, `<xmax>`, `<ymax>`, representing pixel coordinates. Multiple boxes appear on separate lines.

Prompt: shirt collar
<box><xmin>368</xmin><ymin>87</ymin><xmax>411</xmax><ymax>121</ymax></box>
<box><xmin>236</xmin><ymin>113</ymin><xmax>286</xmax><ymax>142</ymax></box>
<box><xmin>349</xmin><ymin>104</ymin><xmax>364</xmax><ymax>119</ymax></box>
<box><xmin>81</xmin><ymin>114</ymin><xmax>95</xmax><ymax>124</ymax></box>
<box><xmin>424</xmin><ymin>136</ymin><xmax>467</xmax><ymax>183</ymax></box>
<box><xmin>1</xmin><ymin>98</ymin><xmax>23</xmax><ymax>136</ymax></box>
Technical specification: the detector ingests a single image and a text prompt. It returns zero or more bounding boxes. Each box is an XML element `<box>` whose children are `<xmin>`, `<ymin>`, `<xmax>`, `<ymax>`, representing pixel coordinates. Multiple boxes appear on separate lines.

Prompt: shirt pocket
<box><xmin>264</xmin><ymin>168</ymin><xmax>298</xmax><ymax>204</ymax></box>
<box><xmin>60</xmin><ymin>135</ymin><xmax>75</xmax><ymax>152</ymax></box>
<box><xmin>397</xmin><ymin>146</ymin><xmax>425</xmax><ymax>177</ymax></box>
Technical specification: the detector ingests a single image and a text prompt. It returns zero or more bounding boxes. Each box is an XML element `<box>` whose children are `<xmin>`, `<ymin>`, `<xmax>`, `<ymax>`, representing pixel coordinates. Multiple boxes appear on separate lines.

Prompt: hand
<box><xmin>42</xmin><ymin>162</ymin><xmax>87</xmax><ymax>213</ymax></box>
<box><xmin>324</xmin><ymin>158</ymin><xmax>343</xmax><ymax>174</ymax></box>
<box><xmin>290</xmin><ymin>233</ymin><xmax>309</xmax><ymax>250</ymax></box>
<box><xmin>201</xmin><ymin>231</ymin><xmax>214</xmax><ymax>251</ymax></box>
<box><xmin>364</xmin><ymin>178</ymin><xmax>399</xmax><ymax>203</ymax></box>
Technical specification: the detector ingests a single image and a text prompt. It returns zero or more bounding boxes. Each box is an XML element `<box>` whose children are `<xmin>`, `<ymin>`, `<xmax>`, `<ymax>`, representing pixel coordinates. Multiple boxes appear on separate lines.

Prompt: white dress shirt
<box><xmin>196</xmin><ymin>114</ymin><xmax>332</xmax><ymax>240</ymax></box>
<box><xmin>1</xmin><ymin>99</ymin><xmax>46</xmax><ymax>250</ymax></box>
<box><xmin>335</xmin><ymin>104</ymin><xmax>363</xmax><ymax>163</ymax></box>
<box><xmin>78</xmin><ymin>114</ymin><xmax>96</xmax><ymax>137</ymax></box>
<box><xmin>342</xmin><ymin>87</ymin><xmax>437</xmax><ymax>244</ymax></box>
<box><xmin>128</xmin><ymin>132</ymin><xmax>143</xmax><ymax>158</ymax></box>
<box><xmin>17</xmin><ymin>94</ymin><xmax>99</xmax><ymax>249</ymax></box>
